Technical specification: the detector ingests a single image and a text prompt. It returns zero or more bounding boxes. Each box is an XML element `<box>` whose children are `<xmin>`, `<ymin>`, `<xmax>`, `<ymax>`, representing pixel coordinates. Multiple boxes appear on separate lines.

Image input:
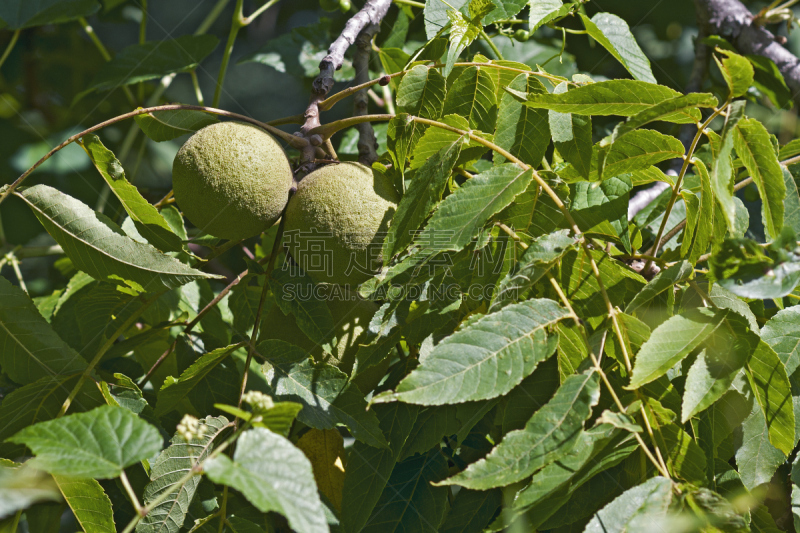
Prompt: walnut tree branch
<box><xmin>354</xmin><ymin>24</ymin><xmax>380</xmax><ymax>166</ymax></box>
<box><xmin>695</xmin><ymin>0</ymin><xmax>800</xmax><ymax>110</ymax></box>
<box><xmin>299</xmin><ymin>0</ymin><xmax>391</xmax><ymax>163</ymax></box>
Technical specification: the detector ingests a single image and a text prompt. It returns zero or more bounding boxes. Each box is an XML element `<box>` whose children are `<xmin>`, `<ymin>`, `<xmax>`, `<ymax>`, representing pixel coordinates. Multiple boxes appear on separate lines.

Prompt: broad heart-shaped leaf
<box><xmin>439</xmin><ymin>371</ymin><xmax>600</xmax><ymax>489</ymax></box>
<box><xmin>259</xmin><ymin>340</ymin><xmax>388</xmax><ymax>449</ymax></box>
<box><xmin>88</xmin><ymin>35</ymin><xmax>218</xmax><ymax>92</ymax></box>
<box><xmin>134</xmin><ymin>108</ymin><xmax>219</xmax><ymax>142</ymax></box>
<box><xmin>414</xmin><ymin>164</ymin><xmax>533</xmax><ymax>254</ymax></box>
<box><xmin>137</xmin><ymin>416</ymin><xmax>229</xmax><ymax>533</ymax></box>
<box><xmin>746</xmin><ymin>338</ymin><xmax>795</xmax><ymax>455</ymax></box>
<box><xmin>494</xmin><ymin>73</ymin><xmax>550</xmax><ymax>167</ymax></box>
<box><xmin>80</xmin><ymin>134</ymin><xmax>182</xmax><ymax>253</ymax></box>
<box><xmin>716</xmin><ymin>48</ymin><xmax>754</xmax><ymax>98</ymax></box>
<box><xmin>384</xmin><ymin>130</ymin><xmax>462</xmax><ymax>261</ymax></box>
<box><xmin>549</xmin><ymin>82</ymin><xmax>592</xmax><ymax>178</ymax></box>
<box><xmin>0</xmin><ymin>374</ymin><xmax>104</xmax><ymax>459</ymax></box>
<box><xmin>507</xmin><ymin>79</ymin><xmax>689</xmax><ymax>119</ymax></box>
<box><xmin>736</xmin><ymin>400</ymin><xmax>786</xmax><ymax>491</ymax></box>
<box><xmin>424</xmin><ymin>0</ymin><xmax>469</xmax><ymax>39</ymax></box>
<box><xmin>529</xmin><ymin>0</ymin><xmax>571</xmax><ymax>33</ymax></box>
<box><xmin>155</xmin><ymin>344</ymin><xmax>242</xmax><ymax>416</ymax></box>
<box><xmin>52</xmin><ymin>475</ymin><xmax>115</xmax><ymax>533</ymax></box>
<box><xmin>0</xmin><ymin>0</ymin><xmax>98</xmax><ymax>29</ymax></box>
<box><xmin>570</xmin><ymin>174</ymin><xmax>632</xmax><ymax>253</ymax></box>
<box><xmin>361</xmin><ymin>449</ymin><xmax>450</xmax><ymax>533</ymax></box>
<box><xmin>441</xmin><ymin>66</ymin><xmax>497</xmax><ymax>134</ymax></box>
<box><xmin>342</xmin><ymin>403</ymin><xmax>419</xmax><ymax>533</ymax></box>
<box><xmin>374</xmin><ymin>299</ymin><xmax>569</xmax><ymax>405</ymax></box>
<box><xmin>581</xmin><ymin>12</ymin><xmax>656</xmax><ymax>83</ymax></box>
<box><xmin>490</xmin><ymin>229</ymin><xmax>579</xmax><ymax>312</ymax></box>
<box><xmin>711</xmin><ymin>100</ymin><xmax>745</xmax><ymax>230</ymax></box>
<box><xmin>9</xmin><ymin>405</ymin><xmax>161</xmax><ymax>479</ymax></box>
<box><xmin>584</xmin><ymin>477</ymin><xmax>672</xmax><ymax>533</ymax></box>
<box><xmin>733</xmin><ymin>118</ymin><xmax>786</xmax><ymax>240</ymax></box>
<box><xmin>16</xmin><ymin>185</ymin><xmax>219</xmax><ymax>291</ymax></box>
<box><xmin>762</xmin><ymin>307</ymin><xmax>800</xmax><ymax>377</ymax></box>
<box><xmin>600</xmin><ymin>129</ymin><xmax>684</xmax><ymax>179</ymax></box>
<box><xmin>269</xmin><ymin>267</ymin><xmax>335</xmax><ymax>348</ymax></box>
<box><xmin>628</xmin><ymin>308</ymin><xmax>728</xmax><ymax>389</ymax></box>
<box><xmin>395</xmin><ymin>64</ymin><xmax>446</xmax><ymax>120</ymax></box>
<box><xmin>204</xmin><ymin>428</ymin><xmax>328</xmax><ymax>533</ymax></box>
<box><xmin>626</xmin><ymin>261</ymin><xmax>693</xmax><ymax>314</ymax></box>
<box><xmin>0</xmin><ymin>275</ymin><xmax>87</xmax><ymax>385</ymax></box>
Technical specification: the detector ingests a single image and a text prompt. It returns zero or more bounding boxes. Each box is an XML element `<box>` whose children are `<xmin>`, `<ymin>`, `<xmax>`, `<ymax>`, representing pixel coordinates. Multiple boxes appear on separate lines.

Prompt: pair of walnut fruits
<box><xmin>171</xmin><ymin>121</ymin><xmax>396</xmax><ymax>390</ymax></box>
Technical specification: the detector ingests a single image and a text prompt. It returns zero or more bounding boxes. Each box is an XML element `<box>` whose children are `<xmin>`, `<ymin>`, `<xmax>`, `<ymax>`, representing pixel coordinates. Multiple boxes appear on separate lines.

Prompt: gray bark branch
<box><xmin>354</xmin><ymin>24</ymin><xmax>379</xmax><ymax>166</ymax></box>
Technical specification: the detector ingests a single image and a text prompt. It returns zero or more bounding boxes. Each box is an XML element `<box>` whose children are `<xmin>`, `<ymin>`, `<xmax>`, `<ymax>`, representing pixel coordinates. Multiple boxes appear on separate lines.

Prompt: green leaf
<box><xmin>0</xmin><ymin>0</ymin><xmax>99</xmax><ymax>29</ymax></box>
<box><xmin>439</xmin><ymin>371</ymin><xmax>600</xmax><ymax>489</ymax></box>
<box><xmin>610</xmin><ymin>93</ymin><xmax>717</xmax><ymax>140</ymax></box>
<box><xmin>204</xmin><ymin>428</ymin><xmax>328</xmax><ymax>533</ymax></box>
<box><xmin>424</xmin><ymin>0</ymin><xmax>469</xmax><ymax>39</ymax></box>
<box><xmin>783</xmin><ymin>165</ymin><xmax>800</xmax><ymax>235</ymax></box>
<box><xmin>681</xmin><ymin>322</ymin><xmax>752</xmax><ymax>423</ymax></box>
<box><xmin>213</xmin><ymin>402</ymin><xmax>302</xmax><ymax>437</ymax></box>
<box><xmin>715</xmin><ymin>48</ymin><xmax>754</xmax><ymax>98</ymax></box>
<box><xmin>441</xmin><ymin>66</ymin><xmax>497</xmax><ymax>133</ymax></box>
<box><xmin>736</xmin><ymin>401</ymin><xmax>785</xmax><ymax>490</ymax></box>
<box><xmin>601</xmin><ymin>130</ymin><xmax>684</xmax><ymax>179</ymax></box>
<box><xmin>88</xmin><ymin>36</ymin><xmax>218</xmax><ymax>92</ymax></box>
<box><xmin>712</xmin><ymin>100</ymin><xmax>745</xmax><ymax>230</ymax></box>
<box><xmin>415</xmin><ymin>164</ymin><xmax>533</xmax><ymax>254</ymax></box>
<box><xmin>657</xmin><ymin>423</ymin><xmax>708</xmax><ymax>483</ymax></box>
<box><xmin>507</xmin><ymin>79</ymin><xmax>687</xmax><ymax>118</ymax></box>
<box><xmin>549</xmin><ymin>82</ymin><xmax>593</xmax><ymax>178</ymax></box>
<box><xmin>374</xmin><ymin>299</ymin><xmax>569</xmax><ymax>405</ymax></box>
<box><xmin>156</xmin><ymin>344</ymin><xmax>242</xmax><ymax>416</ymax></box>
<box><xmin>570</xmin><ymin>174</ymin><xmax>632</xmax><ymax>252</ymax></box>
<box><xmin>584</xmin><ymin>477</ymin><xmax>673</xmax><ymax>533</ymax></box>
<box><xmin>746</xmin><ymin>339</ymin><xmax>795</xmax><ymax>455</ymax></box>
<box><xmin>362</xmin><ymin>450</ymin><xmax>449</xmax><ymax>533</ymax></box>
<box><xmin>748</xmin><ymin>54</ymin><xmax>793</xmax><ymax>109</ymax></box>
<box><xmin>396</xmin><ymin>65</ymin><xmax>446</xmax><ymax>120</ymax></box>
<box><xmin>53</xmin><ymin>476</ymin><xmax>115</xmax><ymax>533</ymax></box>
<box><xmin>137</xmin><ymin>416</ymin><xmax>229</xmax><ymax>533</ymax></box>
<box><xmin>709</xmin><ymin>233</ymin><xmax>800</xmax><ymax>299</ymax></box>
<box><xmin>529</xmin><ymin>0</ymin><xmax>571</xmax><ymax>34</ymax></box>
<box><xmin>16</xmin><ymin>184</ymin><xmax>219</xmax><ymax>291</ymax></box>
<box><xmin>491</xmin><ymin>229</ymin><xmax>579</xmax><ymax>312</ymax></box>
<box><xmin>341</xmin><ymin>403</ymin><xmax>419</xmax><ymax>533</ymax></box>
<box><xmin>494</xmin><ymin>73</ymin><xmax>550</xmax><ymax>167</ymax></box>
<box><xmin>484</xmin><ymin>0</ymin><xmax>526</xmax><ymax>24</ymax></box>
<box><xmin>440</xmin><ymin>488</ymin><xmax>502</xmax><ymax>533</ymax></box>
<box><xmin>762</xmin><ymin>307</ymin><xmax>800</xmax><ymax>377</ymax></box>
<box><xmin>626</xmin><ymin>261</ymin><xmax>693</xmax><ymax>314</ymax></box>
<box><xmin>260</xmin><ymin>340</ymin><xmax>388</xmax><ymax>449</ymax></box>
<box><xmin>733</xmin><ymin>118</ymin><xmax>786</xmax><ymax>240</ymax></box>
<box><xmin>269</xmin><ymin>267</ymin><xmax>335</xmax><ymax>348</ymax></box>
<box><xmin>80</xmin><ymin>134</ymin><xmax>182</xmax><ymax>253</ymax></box>
<box><xmin>384</xmin><ymin>127</ymin><xmax>462</xmax><ymax>260</ymax></box>
<box><xmin>134</xmin><ymin>109</ymin><xmax>219</xmax><ymax>142</ymax></box>
<box><xmin>0</xmin><ymin>375</ymin><xmax>104</xmax><ymax>458</ymax></box>
<box><xmin>628</xmin><ymin>308</ymin><xmax>728</xmax><ymax>389</ymax></box>
<box><xmin>560</xmin><ymin>247</ymin><xmax>645</xmax><ymax>328</ymax></box>
<box><xmin>444</xmin><ymin>10</ymin><xmax>483</xmax><ymax>77</ymax></box>
<box><xmin>580</xmin><ymin>13</ymin><xmax>656</xmax><ymax>83</ymax></box>
<box><xmin>689</xmin><ymin>159</ymin><xmax>716</xmax><ymax>263</ymax></box>
<box><xmin>9</xmin><ymin>405</ymin><xmax>161</xmax><ymax>479</ymax></box>
<box><xmin>0</xmin><ymin>463</ymin><xmax>61</xmax><ymax>519</ymax></box>
<box><xmin>409</xmin><ymin>114</ymin><xmax>484</xmax><ymax>170</ymax></box>
<box><xmin>0</xmin><ymin>276</ymin><xmax>87</xmax><ymax>384</ymax></box>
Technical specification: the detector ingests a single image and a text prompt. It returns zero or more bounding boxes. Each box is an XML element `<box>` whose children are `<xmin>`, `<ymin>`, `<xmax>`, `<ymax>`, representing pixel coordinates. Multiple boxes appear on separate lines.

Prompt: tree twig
<box><xmin>353</xmin><ymin>24</ymin><xmax>380</xmax><ymax>165</ymax></box>
<box><xmin>299</xmin><ymin>0</ymin><xmax>392</xmax><ymax>166</ymax></box>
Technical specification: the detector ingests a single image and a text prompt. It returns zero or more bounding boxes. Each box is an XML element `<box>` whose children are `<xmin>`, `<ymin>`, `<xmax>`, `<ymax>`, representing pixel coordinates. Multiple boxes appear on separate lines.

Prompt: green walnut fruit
<box><xmin>284</xmin><ymin>162</ymin><xmax>399</xmax><ymax>286</ymax></box>
<box><xmin>261</xmin><ymin>293</ymin><xmax>389</xmax><ymax>393</ymax></box>
<box><xmin>320</xmin><ymin>0</ymin><xmax>339</xmax><ymax>11</ymax></box>
<box><xmin>514</xmin><ymin>29</ymin><xmax>530</xmax><ymax>42</ymax></box>
<box><xmin>172</xmin><ymin>121</ymin><xmax>293</xmax><ymax>241</ymax></box>
<box><xmin>339</xmin><ymin>0</ymin><xmax>351</xmax><ymax>12</ymax></box>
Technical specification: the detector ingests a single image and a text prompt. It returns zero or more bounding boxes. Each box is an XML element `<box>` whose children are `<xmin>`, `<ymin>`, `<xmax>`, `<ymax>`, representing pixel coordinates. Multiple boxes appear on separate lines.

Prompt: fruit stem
<box><xmin>212</xmin><ymin>0</ymin><xmax>245</xmax><ymax>108</ymax></box>
<box><xmin>0</xmin><ymin>29</ymin><xmax>20</xmax><ymax>72</ymax></box>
